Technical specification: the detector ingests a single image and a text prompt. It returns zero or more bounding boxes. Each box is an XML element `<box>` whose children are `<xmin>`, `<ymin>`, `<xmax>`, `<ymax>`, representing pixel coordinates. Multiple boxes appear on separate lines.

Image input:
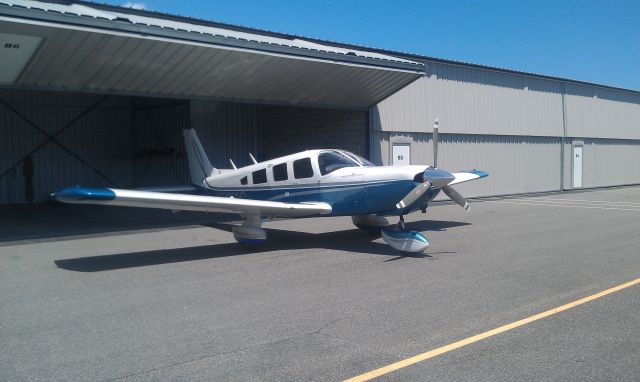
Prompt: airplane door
<box><xmin>573</xmin><ymin>146</ymin><xmax>583</xmax><ymax>188</ymax></box>
<box><xmin>392</xmin><ymin>144</ymin><xmax>411</xmax><ymax>166</ymax></box>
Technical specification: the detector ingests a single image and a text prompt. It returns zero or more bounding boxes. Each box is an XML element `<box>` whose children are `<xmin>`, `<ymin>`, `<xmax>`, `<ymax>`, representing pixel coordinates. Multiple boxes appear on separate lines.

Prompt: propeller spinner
<box><xmin>396</xmin><ymin>119</ymin><xmax>471</xmax><ymax>211</ymax></box>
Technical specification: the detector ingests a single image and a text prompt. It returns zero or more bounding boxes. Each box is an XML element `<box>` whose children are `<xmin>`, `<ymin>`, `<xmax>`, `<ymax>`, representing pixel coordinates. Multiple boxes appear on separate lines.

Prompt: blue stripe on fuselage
<box><xmin>195</xmin><ymin>180</ymin><xmax>441</xmax><ymax>216</ymax></box>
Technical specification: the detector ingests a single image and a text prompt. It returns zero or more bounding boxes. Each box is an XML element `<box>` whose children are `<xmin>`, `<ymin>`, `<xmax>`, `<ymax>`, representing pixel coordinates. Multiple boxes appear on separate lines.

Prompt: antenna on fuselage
<box><xmin>229</xmin><ymin>159</ymin><xmax>237</xmax><ymax>170</ymax></box>
<box><xmin>249</xmin><ymin>153</ymin><xmax>258</xmax><ymax>164</ymax></box>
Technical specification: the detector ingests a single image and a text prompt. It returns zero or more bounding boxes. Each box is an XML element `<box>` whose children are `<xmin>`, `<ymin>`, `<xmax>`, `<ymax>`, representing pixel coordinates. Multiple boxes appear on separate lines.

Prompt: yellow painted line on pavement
<box><xmin>344</xmin><ymin>277</ymin><xmax>640</xmax><ymax>382</ymax></box>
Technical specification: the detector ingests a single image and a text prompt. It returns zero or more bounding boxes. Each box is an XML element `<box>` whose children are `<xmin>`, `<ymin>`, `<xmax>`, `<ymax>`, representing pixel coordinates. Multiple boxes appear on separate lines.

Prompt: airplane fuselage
<box><xmin>196</xmin><ymin>150</ymin><xmax>440</xmax><ymax>217</ymax></box>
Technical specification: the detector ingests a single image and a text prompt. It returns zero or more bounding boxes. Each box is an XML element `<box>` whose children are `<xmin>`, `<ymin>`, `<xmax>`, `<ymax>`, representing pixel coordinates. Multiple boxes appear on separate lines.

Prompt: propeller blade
<box><xmin>442</xmin><ymin>185</ymin><xmax>470</xmax><ymax>211</ymax></box>
<box><xmin>433</xmin><ymin>118</ymin><xmax>439</xmax><ymax>168</ymax></box>
<box><xmin>396</xmin><ymin>181</ymin><xmax>431</xmax><ymax>209</ymax></box>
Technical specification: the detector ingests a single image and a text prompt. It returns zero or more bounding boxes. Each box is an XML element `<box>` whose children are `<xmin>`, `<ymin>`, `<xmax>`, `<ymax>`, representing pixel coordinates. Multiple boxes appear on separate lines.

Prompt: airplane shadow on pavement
<box><xmin>54</xmin><ymin>219</ymin><xmax>469</xmax><ymax>272</ymax></box>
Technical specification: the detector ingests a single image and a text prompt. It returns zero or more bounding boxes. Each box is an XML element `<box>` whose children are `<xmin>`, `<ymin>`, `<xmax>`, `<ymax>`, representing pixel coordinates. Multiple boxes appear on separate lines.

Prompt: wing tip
<box><xmin>53</xmin><ymin>187</ymin><xmax>116</xmax><ymax>203</ymax></box>
<box><xmin>469</xmin><ymin>169</ymin><xmax>489</xmax><ymax>178</ymax></box>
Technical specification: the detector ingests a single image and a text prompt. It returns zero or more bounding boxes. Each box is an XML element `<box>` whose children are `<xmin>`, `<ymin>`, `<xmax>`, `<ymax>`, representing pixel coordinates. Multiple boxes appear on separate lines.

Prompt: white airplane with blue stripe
<box><xmin>53</xmin><ymin>120</ymin><xmax>487</xmax><ymax>253</ymax></box>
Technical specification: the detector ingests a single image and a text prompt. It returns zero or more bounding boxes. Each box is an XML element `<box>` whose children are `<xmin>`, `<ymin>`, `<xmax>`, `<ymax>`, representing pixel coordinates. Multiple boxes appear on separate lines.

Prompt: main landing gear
<box><xmin>232</xmin><ymin>215</ymin><xmax>267</xmax><ymax>246</ymax></box>
<box><xmin>352</xmin><ymin>214</ymin><xmax>389</xmax><ymax>235</ymax></box>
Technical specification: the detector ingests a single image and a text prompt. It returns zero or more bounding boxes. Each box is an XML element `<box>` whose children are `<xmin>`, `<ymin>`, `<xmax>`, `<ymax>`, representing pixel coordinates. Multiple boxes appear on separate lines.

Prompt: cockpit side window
<box><xmin>240</xmin><ymin>176</ymin><xmax>247</xmax><ymax>185</ymax></box>
<box><xmin>252</xmin><ymin>169</ymin><xmax>267</xmax><ymax>184</ymax></box>
<box><xmin>293</xmin><ymin>158</ymin><xmax>314</xmax><ymax>179</ymax></box>
<box><xmin>272</xmin><ymin>163</ymin><xmax>288</xmax><ymax>181</ymax></box>
<box><xmin>318</xmin><ymin>151</ymin><xmax>358</xmax><ymax>175</ymax></box>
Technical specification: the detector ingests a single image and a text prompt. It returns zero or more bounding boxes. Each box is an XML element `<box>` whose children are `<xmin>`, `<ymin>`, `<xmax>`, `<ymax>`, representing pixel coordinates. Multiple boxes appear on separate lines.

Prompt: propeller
<box><xmin>442</xmin><ymin>184</ymin><xmax>470</xmax><ymax>211</ymax></box>
<box><xmin>395</xmin><ymin>119</ymin><xmax>471</xmax><ymax>211</ymax></box>
<box><xmin>396</xmin><ymin>180</ymin><xmax>431</xmax><ymax>209</ymax></box>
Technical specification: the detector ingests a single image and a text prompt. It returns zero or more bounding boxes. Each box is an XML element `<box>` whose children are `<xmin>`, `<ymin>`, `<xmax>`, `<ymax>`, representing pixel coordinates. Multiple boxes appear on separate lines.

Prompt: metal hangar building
<box><xmin>1</xmin><ymin>0</ymin><xmax>639</xmax><ymax>204</ymax></box>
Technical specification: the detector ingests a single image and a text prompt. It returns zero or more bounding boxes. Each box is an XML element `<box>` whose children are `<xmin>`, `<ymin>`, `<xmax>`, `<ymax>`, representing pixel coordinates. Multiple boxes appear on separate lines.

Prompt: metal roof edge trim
<box><xmin>0</xmin><ymin>4</ymin><xmax>427</xmax><ymax>74</ymax></box>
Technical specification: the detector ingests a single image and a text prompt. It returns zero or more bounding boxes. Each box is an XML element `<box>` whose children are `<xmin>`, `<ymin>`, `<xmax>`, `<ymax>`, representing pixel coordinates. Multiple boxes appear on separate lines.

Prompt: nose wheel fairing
<box><xmin>379</xmin><ymin>214</ymin><xmax>430</xmax><ymax>253</ymax></box>
<box><xmin>381</xmin><ymin>229</ymin><xmax>429</xmax><ymax>253</ymax></box>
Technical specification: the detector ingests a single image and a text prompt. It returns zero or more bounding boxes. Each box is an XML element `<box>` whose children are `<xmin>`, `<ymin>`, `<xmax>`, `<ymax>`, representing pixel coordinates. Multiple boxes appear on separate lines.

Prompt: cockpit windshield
<box><xmin>318</xmin><ymin>150</ymin><xmax>374</xmax><ymax>175</ymax></box>
<box><xmin>318</xmin><ymin>151</ymin><xmax>359</xmax><ymax>175</ymax></box>
<box><xmin>342</xmin><ymin>151</ymin><xmax>374</xmax><ymax>167</ymax></box>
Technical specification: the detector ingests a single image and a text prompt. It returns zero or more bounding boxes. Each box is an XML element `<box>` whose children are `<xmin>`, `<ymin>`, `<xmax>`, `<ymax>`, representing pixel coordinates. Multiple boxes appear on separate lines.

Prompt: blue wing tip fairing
<box><xmin>52</xmin><ymin>187</ymin><xmax>116</xmax><ymax>203</ymax></box>
<box><xmin>468</xmin><ymin>169</ymin><xmax>489</xmax><ymax>178</ymax></box>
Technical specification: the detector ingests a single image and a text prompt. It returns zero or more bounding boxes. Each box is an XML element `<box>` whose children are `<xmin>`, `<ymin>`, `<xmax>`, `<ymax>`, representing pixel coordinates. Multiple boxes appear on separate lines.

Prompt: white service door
<box><xmin>392</xmin><ymin>144</ymin><xmax>411</xmax><ymax>166</ymax></box>
<box><xmin>573</xmin><ymin>146</ymin><xmax>583</xmax><ymax>188</ymax></box>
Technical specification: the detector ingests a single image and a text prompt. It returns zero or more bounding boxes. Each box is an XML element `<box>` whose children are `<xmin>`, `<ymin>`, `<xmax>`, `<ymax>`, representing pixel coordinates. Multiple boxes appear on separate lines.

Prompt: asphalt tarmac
<box><xmin>1</xmin><ymin>186</ymin><xmax>639</xmax><ymax>381</ymax></box>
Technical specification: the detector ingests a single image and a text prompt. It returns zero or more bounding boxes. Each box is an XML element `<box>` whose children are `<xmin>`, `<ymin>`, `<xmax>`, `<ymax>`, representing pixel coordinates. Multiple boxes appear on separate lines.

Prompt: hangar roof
<box><xmin>0</xmin><ymin>0</ymin><xmax>426</xmax><ymax>109</ymax></box>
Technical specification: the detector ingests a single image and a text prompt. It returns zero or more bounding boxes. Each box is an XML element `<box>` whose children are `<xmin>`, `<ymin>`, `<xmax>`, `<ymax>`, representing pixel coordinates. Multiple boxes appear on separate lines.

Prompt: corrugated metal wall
<box><xmin>132</xmin><ymin>98</ymin><xmax>191</xmax><ymax>187</ymax></box>
<box><xmin>0</xmin><ymin>89</ymin><xmax>133</xmax><ymax>203</ymax></box>
<box><xmin>372</xmin><ymin>132</ymin><xmax>561</xmax><ymax>197</ymax></box>
<box><xmin>372</xmin><ymin>62</ymin><xmax>564</xmax><ymax>137</ymax></box>
<box><xmin>0</xmin><ymin>90</ymin><xmax>200</xmax><ymax>203</ymax></box>
<box><xmin>260</xmin><ymin>106</ymin><xmax>367</xmax><ymax>160</ymax></box>
<box><xmin>564</xmin><ymin>84</ymin><xmax>640</xmax><ymax>140</ymax></box>
<box><xmin>190</xmin><ymin>100</ymin><xmax>259</xmax><ymax>169</ymax></box>
<box><xmin>579</xmin><ymin>138</ymin><xmax>640</xmax><ymax>188</ymax></box>
<box><xmin>371</xmin><ymin>61</ymin><xmax>640</xmax><ymax>195</ymax></box>
<box><xmin>1</xmin><ymin>90</ymin><xmax>364</xmax><ymax>203</ymax></box>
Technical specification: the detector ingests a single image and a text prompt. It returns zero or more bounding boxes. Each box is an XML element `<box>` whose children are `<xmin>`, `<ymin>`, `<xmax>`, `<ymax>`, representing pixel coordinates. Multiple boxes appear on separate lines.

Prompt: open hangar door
<box><xmin>0</xmin><ymin>1</ymin><xmax>424</xmax><ymax>203</ymax></box>
<box><xmin>0</xmin><ymin>89</ymin><xmax>193</xmax><ymax>203</ymax></box>
<box><xmin>0</xmin><ymin>89</ymin><xmax>368</xmax><ymax>204</ymax></box>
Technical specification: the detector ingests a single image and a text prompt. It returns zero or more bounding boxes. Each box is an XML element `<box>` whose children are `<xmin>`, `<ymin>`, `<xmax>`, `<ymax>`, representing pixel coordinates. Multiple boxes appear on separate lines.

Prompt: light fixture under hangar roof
<box><xmin>0</xmin><ymin>0</ymin><xmax>426</xmax><ymax>109</ymax></box>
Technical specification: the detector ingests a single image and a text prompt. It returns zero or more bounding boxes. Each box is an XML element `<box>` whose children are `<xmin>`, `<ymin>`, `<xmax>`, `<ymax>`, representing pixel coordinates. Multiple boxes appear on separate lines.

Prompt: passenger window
<box><xmin>252</xmin><ymin>169</ymin><xmax>267</xmax><ymax>184</ymax></box>
<box><xmin>240</xmin><ymin>176</ymin><xmax>247</xmax><ymax>185</ymax></box>
<box><xmin>273</xmin><ymin>163</ymin><xmax>288</xmax><ymax>181</ymax></box>
<box><xmin>293</xmin><ymin>158</ymin><xmax>314</xmax><ymax>179</ymax></box>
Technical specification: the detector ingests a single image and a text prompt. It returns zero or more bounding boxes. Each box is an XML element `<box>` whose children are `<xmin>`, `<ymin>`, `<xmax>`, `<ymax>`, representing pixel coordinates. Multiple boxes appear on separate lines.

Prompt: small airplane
<box><xmin>53</xmin><ymin>119</ymin><xmax>487</xmax><ymax>252</ymax></box>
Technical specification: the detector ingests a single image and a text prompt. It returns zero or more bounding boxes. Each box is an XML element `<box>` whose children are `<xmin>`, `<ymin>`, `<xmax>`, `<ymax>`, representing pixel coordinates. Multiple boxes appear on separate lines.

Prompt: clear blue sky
<box><xmin>103</xmin><ymin>0</ymin><xmax>639</xmax><ymax>90</ymax></box>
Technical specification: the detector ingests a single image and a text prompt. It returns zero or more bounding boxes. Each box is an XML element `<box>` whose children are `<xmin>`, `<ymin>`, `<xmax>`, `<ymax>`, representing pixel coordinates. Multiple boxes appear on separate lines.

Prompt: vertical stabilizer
<box><xmin>183</xmin><ymin>129</ymin><xmax>215</xmax><ymax>186</ymax></box>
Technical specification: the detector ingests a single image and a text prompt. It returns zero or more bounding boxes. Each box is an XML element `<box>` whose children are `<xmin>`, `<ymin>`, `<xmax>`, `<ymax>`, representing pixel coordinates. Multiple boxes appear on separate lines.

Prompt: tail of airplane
<box><xmin>183</xmin><ymin>129</ymin><xmax>216</xmax><ymax>186</ymax></box>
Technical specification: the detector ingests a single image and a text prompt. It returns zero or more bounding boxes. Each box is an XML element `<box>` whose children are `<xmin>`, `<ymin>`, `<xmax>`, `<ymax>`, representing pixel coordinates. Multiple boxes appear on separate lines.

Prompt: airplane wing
<box><xmin>53</xmin><ymin>187</ymin><xmax>332</xmax><ymax>218</ymax></box>
<box><xmin>448</xmin><ymin>170</ymin><xmax>489</xmax><ymax>186</ymax></box>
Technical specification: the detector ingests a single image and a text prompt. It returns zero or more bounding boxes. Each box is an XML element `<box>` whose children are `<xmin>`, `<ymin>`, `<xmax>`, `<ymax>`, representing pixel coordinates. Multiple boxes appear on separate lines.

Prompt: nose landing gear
<box><xmin>396</xmin><ymin>215</ymin><xmax>406</xmax><ymax>230</ymax></box>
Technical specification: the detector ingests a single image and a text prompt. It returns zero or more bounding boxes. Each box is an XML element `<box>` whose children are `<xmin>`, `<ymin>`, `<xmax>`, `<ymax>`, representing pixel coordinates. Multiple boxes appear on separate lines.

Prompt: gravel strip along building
<box><xmin>1</xmin><ymin>0</ymin><xmax>638</xmax><ymax>203</ymax></box>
